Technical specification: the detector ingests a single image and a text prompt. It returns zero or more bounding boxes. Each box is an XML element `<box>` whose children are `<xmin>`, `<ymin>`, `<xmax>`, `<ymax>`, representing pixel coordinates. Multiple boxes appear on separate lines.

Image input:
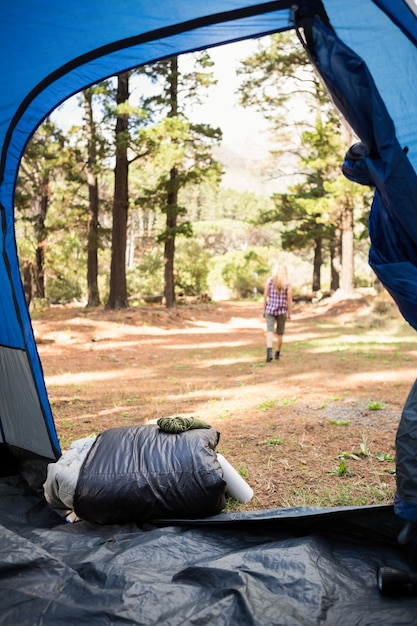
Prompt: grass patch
<box><xmin>257</xmin><ymin>399</ymin><xmax>276</xmax><ymax>411</ymax></box>
<box><xmin>367</xmin><ymin>400</ymin><xmax>385</xmax><ymax>410</ymax></box>
<box><xmin>278</xmin><ymin>397</ymin><xmax>297</xmax><ymax>406</ymax></box>
<box><xmin>266</xmin><ymin>435</ymin><xmax>283</xmax><ymax>446</ymax></box>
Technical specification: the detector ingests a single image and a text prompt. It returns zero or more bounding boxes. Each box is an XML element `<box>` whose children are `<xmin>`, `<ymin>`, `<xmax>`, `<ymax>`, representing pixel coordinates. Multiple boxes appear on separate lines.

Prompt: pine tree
<box><xmin>137</xmin><ymin>53</ymin><xmax>222</xmax><ymax>307</ymax></box>
<box><xmin>16</xmin><ymin>120</ymin><xmax>68</xmax><ymax>301</ymax></box>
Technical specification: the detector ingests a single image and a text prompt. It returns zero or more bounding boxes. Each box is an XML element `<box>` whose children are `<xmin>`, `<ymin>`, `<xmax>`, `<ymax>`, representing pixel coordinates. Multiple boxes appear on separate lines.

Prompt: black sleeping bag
<box><xmin>73</xmin><ymin>425</ymin><xmax>226</xmax><ymax>524</ymax></box>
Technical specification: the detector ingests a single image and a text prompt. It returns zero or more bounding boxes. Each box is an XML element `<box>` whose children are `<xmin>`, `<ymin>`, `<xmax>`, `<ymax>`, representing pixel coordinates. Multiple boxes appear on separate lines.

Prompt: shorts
<box><xmin>266</xmin><ymin>312</ymin><xmax>287</xmax><ymax>335</ymax></box>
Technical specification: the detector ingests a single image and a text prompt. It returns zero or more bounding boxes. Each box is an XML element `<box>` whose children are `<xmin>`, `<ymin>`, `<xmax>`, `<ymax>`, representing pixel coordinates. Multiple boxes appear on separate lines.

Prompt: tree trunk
<box><xmin>107</xmin><ymin>72</ymin><xmax>129</xmax><ymax>310</ymax></box>
<box><xmin>340</xmin><ymin>201</ymin><xmax>355</xmax><ymax>296</ymax></box>
<box><xmin>164</xmin><ymin>57</ymin><xmax>178</xmax><ymax>309</ymax></box>
<box><xmin>312</xmin><ymin>235</ymin><xmax>322</xmax><ymax>292</ymax></box>
<box><xmin>330</xmin><ymin>227</ymin><xmax>341</xmax><ymax>291</ymax></box>
<box><xmin>126</xmin><ymin>216</ymin><xmax>136</xmax><ymax>270</ymax></box>
<box><xmin>23</xmin><ymin>259</ymin><xmax>33</xmax><ymax>305</ymax></box>
<box><xmin>164</xmin><ymin>167</ymin><xmax>178</xmax><ymax>308</ymax></box>
<box><xmin>84</xmin><ymin>90</ymin><xmax>101</xmax><ymax>307</ymax></box>
<box><xmin>33</xmin><ymin>174</ymin><xmax>49</xmax><ymax>298</ymax></box>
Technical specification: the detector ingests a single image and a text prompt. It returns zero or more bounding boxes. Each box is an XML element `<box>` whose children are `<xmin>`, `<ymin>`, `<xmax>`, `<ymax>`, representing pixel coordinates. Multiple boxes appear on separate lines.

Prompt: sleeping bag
<box><xmin>70</xmin><ymin>425</ymin><xmax>226</xmax><ymax>524</ymax></box>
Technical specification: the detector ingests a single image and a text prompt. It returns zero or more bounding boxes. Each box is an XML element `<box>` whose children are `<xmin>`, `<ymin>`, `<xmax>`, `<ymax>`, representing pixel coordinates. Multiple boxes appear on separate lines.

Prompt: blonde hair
<box><xmin>271</xmin><ymin>263</ymin><xmax>288</xmax><ymax>292</ymax></box>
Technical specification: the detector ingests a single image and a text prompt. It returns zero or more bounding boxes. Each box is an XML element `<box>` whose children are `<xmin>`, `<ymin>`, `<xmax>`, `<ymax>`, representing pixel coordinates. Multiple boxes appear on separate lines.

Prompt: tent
<box><xmin>2</xmin><ymin>1</ymin><xmax>417</xmax><ymax>622</ymax></box>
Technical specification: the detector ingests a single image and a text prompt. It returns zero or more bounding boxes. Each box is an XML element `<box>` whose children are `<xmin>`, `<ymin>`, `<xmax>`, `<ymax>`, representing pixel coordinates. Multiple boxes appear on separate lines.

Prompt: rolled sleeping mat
<box><xmin>217</xmin><ymin>453</ymin><xmax>253</xmax><ymax>503</ymax></box>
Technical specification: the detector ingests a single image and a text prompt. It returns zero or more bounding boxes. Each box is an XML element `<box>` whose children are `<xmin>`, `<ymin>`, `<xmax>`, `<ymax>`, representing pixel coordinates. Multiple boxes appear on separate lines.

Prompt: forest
<box><xmin>15</xmin><ymin>31</ymin><xmax>374</xmax><ymax>310</ymax></box>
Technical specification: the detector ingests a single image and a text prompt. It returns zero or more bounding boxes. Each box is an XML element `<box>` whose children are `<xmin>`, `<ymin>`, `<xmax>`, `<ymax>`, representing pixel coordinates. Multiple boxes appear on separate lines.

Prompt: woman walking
<box><xmin>263</xmin><ymin>263</ymin><xmax>292</xmax><ymax>362</ymax></box>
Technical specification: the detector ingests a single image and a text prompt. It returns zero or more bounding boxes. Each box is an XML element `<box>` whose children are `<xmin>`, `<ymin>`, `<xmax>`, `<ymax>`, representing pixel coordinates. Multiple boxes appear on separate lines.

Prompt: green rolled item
<box><xmin>157</xmin><ymin>416</ymin><xmax>211</xmax><ymax>433</ymax></box>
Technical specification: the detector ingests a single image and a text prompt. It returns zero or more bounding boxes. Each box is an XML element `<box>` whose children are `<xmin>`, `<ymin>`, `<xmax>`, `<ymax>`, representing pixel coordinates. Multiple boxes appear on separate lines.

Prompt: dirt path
<box><xmin>34</xmin><ymin>296</ymin><xmax>417</xmax><ymax>511</ymax></box>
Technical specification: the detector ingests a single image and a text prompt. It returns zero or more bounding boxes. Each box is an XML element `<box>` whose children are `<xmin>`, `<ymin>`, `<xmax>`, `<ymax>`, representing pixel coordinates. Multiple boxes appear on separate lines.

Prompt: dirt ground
<box><xmin>33</xmin><ymin>293</ymin><xmax>417</xmax><ymax>512</ymax></box>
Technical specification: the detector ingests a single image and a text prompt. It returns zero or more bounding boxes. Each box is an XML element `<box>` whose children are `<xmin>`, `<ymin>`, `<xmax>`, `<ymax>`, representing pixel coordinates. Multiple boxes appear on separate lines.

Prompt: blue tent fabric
<box><xmin>2</xmin><ymin>0</ymin><xmax>417</xmax><ymax>621</ymax></box>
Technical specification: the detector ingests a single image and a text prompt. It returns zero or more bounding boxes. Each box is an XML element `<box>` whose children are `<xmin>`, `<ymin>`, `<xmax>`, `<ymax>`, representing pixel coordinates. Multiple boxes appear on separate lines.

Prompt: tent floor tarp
<box><xmin>1</xmin><ymin>475</ymin><xmax>417</xmax><ymax>625</ymax></box>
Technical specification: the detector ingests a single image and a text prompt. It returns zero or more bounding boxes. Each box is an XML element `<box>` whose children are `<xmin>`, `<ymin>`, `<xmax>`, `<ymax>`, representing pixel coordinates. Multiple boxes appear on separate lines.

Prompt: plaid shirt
<box><xmin>265</xmin><ymin>278</ymin><xmax>288</xmax><ymax>316</ymax></box>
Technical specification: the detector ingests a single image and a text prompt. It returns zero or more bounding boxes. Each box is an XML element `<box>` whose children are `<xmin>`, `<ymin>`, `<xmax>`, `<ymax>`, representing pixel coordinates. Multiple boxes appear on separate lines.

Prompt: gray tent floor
<box><xmin>1</xmin><ymin>475</ymin><xmax>417</xmax><ymax>625</ymax></box>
